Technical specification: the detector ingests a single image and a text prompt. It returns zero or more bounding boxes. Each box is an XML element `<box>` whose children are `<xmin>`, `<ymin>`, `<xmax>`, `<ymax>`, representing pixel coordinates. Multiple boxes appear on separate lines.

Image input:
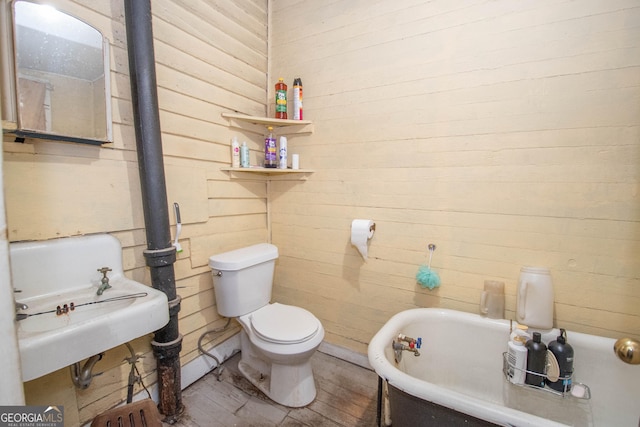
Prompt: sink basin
<box><xmin>18</xmin><ymin>288</ymin><xmax>137</xmax><ymax>334</ymax></box>
<box><xmin>10</xmin><ymin>234</ymin><xmax>169</xmax><ymax>382</ymax></box>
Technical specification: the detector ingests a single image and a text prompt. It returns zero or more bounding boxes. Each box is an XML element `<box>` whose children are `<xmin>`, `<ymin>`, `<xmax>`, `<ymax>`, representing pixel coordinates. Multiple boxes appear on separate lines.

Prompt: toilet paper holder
<box><xmin>369</xmin><ymin>223</ymin><xmax>376</xmax><ymax>232</ymax></box>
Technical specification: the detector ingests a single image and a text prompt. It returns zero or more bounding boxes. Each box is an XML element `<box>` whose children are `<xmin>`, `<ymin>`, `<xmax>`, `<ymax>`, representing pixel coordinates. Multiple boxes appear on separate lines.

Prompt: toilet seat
<box><xmin>250</xmin><ymin>303</ymin><xmax>320</xmax><ymax>344</ymax></box>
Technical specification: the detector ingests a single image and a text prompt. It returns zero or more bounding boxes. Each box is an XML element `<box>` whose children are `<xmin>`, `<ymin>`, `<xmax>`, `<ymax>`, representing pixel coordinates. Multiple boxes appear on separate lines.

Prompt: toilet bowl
<box><xmin>240</xmin><ymin>303</ymin><xmax>324</xmax><ymax>361</ymax></box>
<box><xmin>209</xmin><ymin>244</ymin><xmax>325</xmax><ymax>407</ymax></box>
<box><xmin>236</xmin><ymin>303</ymin><xmax>324</xmax><ymax>407</ymax></box>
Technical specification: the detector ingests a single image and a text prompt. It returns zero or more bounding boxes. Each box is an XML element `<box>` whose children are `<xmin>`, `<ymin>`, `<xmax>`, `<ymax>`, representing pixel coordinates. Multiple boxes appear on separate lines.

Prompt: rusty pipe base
<box><xmin>152</xmin><ymin>334</ymin><xmax>184</xmax><ymax>423</ymax></box>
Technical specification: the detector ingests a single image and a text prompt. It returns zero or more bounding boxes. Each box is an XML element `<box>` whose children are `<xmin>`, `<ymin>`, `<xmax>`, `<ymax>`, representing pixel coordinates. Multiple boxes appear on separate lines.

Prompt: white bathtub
<box><xmin>368</xmin><ymin>308</ymin><xmax>640</xmax><ymax>427</ymax></box>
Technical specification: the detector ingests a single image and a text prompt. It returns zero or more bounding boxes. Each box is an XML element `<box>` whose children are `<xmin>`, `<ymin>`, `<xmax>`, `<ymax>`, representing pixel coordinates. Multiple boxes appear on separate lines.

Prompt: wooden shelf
<box><xmin>221</xmin><ymin>112</ymin><xmax>313</xmax><ymax>133</ymax></box>
<box><xmin>221</xmin><ymin>167</ymin><xmax>314</xmax><ymax>174</ymax></box>
<box><xmin>221</xmin><ymin>113</ymin><xmax>314</xmax><ymax>179</ymax></box>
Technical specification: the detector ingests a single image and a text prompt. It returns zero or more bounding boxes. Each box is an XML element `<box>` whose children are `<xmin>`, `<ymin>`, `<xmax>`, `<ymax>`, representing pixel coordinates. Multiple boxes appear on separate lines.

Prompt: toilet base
<box><xmin>238</xmin><ymin>331</ymin><xmax>318</xmax><ymax>407</ymax></box>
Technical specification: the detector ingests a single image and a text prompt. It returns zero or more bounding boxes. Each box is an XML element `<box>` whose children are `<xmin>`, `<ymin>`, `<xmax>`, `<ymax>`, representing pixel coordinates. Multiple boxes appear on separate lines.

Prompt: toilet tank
<box><xmin>208</xmin><ymin>243</ymin><xmax>278</xmax><ymax>317</ymax></box>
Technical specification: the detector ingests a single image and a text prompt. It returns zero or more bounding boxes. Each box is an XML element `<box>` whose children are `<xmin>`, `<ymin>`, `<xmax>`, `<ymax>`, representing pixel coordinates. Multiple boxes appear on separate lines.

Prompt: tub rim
<box><xmin>367</xmin><ymin>308</ymin><xmax>568</xmax><ymax>427</ymax></box>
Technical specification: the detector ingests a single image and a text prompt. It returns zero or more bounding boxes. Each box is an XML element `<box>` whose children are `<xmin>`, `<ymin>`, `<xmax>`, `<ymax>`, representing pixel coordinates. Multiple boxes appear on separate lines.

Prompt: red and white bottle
<box><xmin>293</xmin><ymin>78</ymin><xmax>303</xmax><ymax>120</ymax></box>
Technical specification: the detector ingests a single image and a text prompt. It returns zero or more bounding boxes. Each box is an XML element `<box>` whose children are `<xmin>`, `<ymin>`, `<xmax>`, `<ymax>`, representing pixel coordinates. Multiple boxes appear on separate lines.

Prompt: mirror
<box><xmin>9</xmin><ymin>0</ymin><xmax>112</xmax><ymax>144</ymax></box>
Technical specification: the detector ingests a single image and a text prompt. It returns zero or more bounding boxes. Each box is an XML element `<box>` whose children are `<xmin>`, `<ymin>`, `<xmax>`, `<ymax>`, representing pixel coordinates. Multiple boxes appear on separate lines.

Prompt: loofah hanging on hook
<box><xmin>416</xmin><ymin>244</ymin><xmax>441</xmax><ymax>290</ymax></box>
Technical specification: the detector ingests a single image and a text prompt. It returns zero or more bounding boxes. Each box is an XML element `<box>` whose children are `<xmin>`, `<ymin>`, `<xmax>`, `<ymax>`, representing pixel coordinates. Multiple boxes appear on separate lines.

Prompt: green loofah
<box><xmin>416</xmin><ymin>265</ymin><xmax>441</xmax><ymax>290</ymax></box>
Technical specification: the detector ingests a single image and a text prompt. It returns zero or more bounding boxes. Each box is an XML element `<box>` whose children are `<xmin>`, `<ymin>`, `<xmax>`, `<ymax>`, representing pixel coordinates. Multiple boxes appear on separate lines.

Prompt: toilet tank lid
<box><xmin>209</xmin><ymin>243</ymin><xmax>278</xmax><ymax>271</ymax></box>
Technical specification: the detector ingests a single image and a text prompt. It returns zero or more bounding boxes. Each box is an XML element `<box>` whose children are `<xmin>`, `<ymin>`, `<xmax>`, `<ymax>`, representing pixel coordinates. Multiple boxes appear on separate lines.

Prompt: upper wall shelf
<box><xmin>220</xmin><ymin>167</ymin><xmax>314</xmax><ymax>174</ymax></box>
<box><xmin>221</xmin><ymin>112</ymin><xmax>313</xmax><ymax>134</ymax></box>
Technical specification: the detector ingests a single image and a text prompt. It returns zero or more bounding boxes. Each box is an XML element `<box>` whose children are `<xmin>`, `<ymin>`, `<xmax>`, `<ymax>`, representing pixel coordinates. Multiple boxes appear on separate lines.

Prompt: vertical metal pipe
<box><xmin>376</xmin><ymin>376</ymin><xmax>383</xmax><ymax>427</ymax></box>
<box><xmin>123</xmin><ymin>0</ymin><xmax>183</xmax><ymax>421</ymax></box>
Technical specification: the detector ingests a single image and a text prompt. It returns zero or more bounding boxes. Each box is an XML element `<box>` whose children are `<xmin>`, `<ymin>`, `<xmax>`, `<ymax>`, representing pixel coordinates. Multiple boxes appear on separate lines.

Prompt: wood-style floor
<box><xmin>167</xmin><ymin>351</ymin><xmax>379</xmax><ymax>427</ymax></box>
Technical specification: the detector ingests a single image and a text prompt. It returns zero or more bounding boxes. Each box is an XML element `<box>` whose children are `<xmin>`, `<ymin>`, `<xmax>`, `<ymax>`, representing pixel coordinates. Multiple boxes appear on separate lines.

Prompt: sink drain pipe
<box><xmin>123</xmin><ymin>0</ymin><xmax>183</xmax><ymax>421</ymax></box>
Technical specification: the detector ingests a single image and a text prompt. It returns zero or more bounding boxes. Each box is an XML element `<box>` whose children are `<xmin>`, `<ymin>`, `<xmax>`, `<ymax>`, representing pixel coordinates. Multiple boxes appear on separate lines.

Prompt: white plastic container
<box><xmin>231</xmin><ymin>136</ymin><xmax>240</xmax><ymax>167</ymax></box>
<box><xmin>507</xmin><ymin>335</ymin><xmax>528</xmax><ymax>384</ymax></box>
<box><xmin>240</xmin><ymin>141</ymin><xmax>250</xmax><ymax>167</ymax></box>
<box><xmin>279</xmin><ymin>136</ymin><xmax>288</xmax><ymax>169</ymax></box>
<box><xmin>516</xmin><ymin>266</ymin><xmax>554</xmax><ymax>330</ymax></box>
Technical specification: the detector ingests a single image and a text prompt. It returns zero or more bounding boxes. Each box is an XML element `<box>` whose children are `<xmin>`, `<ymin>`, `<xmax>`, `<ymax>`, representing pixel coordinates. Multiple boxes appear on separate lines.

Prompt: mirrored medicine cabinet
<box><xmin>1</xmin><ymin>0</ymin><xmax>112</xmax><ymax>145</ymax></box>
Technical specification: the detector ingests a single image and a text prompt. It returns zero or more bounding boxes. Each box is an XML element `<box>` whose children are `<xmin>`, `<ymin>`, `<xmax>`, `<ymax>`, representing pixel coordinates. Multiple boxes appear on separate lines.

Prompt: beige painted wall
<box><xmin>3</xmin><ymin>0</ymin><xmax>640</xmax><ymax>424</ymax></box>
<box><xmin>3</xmin><ymin>0</ymin><xmax>268</xmax><ymax>424</ymax></box>
<box><xmin>269</xmin><ymin>0</ymin><xmax>640</xmax><ymax>354</ymax></box>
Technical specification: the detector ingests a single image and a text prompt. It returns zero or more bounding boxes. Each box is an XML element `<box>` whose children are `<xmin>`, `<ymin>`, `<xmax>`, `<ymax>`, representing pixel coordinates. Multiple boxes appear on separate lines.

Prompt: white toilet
<box><xmin>208</xmin><ymin>243</ymin><xmax>325</xmax><ymax>407</ymax></box>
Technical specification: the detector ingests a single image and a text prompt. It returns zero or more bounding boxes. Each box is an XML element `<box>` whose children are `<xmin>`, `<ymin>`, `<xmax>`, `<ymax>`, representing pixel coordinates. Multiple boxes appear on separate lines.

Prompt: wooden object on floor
<box><xmin>91</xmin><ymin>399</ymin><xmax>162</xmax><ymax>427</ymax></box>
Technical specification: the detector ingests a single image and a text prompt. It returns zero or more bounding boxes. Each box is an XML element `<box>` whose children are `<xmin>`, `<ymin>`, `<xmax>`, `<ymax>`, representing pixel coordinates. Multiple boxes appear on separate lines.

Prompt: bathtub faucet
<box><xmin>393</xmin><ymin>334</ymin><xmax>422</xmax><ymax>363</ymax></box>
<box><xmin>397</xmin><ymin>334</ymin><xmax>422</xmax><ymax>349</ymax></box>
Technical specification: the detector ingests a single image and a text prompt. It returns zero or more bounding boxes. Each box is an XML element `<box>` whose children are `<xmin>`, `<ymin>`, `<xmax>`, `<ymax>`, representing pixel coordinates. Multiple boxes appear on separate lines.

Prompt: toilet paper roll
<box><xmin>351</xmin><ymin>219</ymin><xmax>375</xmax><ymax>260</ymax></box>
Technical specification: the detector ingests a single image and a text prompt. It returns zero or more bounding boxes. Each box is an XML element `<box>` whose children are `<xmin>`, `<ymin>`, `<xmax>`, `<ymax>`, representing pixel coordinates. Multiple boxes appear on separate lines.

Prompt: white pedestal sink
<box><xmin>10</xmin><ymin>234</ymin><xmax>170</xmax><ymax>382</ymax></box>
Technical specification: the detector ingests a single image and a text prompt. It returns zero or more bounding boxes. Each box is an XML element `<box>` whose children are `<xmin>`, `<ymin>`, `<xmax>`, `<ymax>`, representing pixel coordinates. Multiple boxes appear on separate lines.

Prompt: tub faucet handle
<box><xmin>393</xmin><ymin>338</ymin><xmax>421</xmax><ymax>363</ymax></box>
<box><xmin>397</xmin><ymin>334</ymin><xmax>422</xmax><ymax>349</ymax></box>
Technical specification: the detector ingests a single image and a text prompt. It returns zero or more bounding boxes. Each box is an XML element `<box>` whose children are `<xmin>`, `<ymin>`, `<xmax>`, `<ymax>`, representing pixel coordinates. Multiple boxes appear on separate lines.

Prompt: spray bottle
<box><xmin>230</xmin><ymin>136</ymin><xmax>240</xmax><ymax>167</ymax></box>
<box><xmin>293</xmin><ymin>78</ymin><xmax>303</xmax><ymax>120</ymax></box>
<box><xmin>279</xmin><ymin>136</ymin><xmax>288</xmax><ymax>169</ymax></box>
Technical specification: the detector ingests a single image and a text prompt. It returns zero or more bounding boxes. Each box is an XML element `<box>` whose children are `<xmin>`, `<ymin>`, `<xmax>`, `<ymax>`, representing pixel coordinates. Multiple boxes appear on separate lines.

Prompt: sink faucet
<box><xmin>14</xmin><ymin>289</ymin><xmax>28</xmax><ymax>321</ymax></box>
<box><xmin>96</xmin><ymin>267</ymin><xmax>112</xmax><ymax>295</ymax></box>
